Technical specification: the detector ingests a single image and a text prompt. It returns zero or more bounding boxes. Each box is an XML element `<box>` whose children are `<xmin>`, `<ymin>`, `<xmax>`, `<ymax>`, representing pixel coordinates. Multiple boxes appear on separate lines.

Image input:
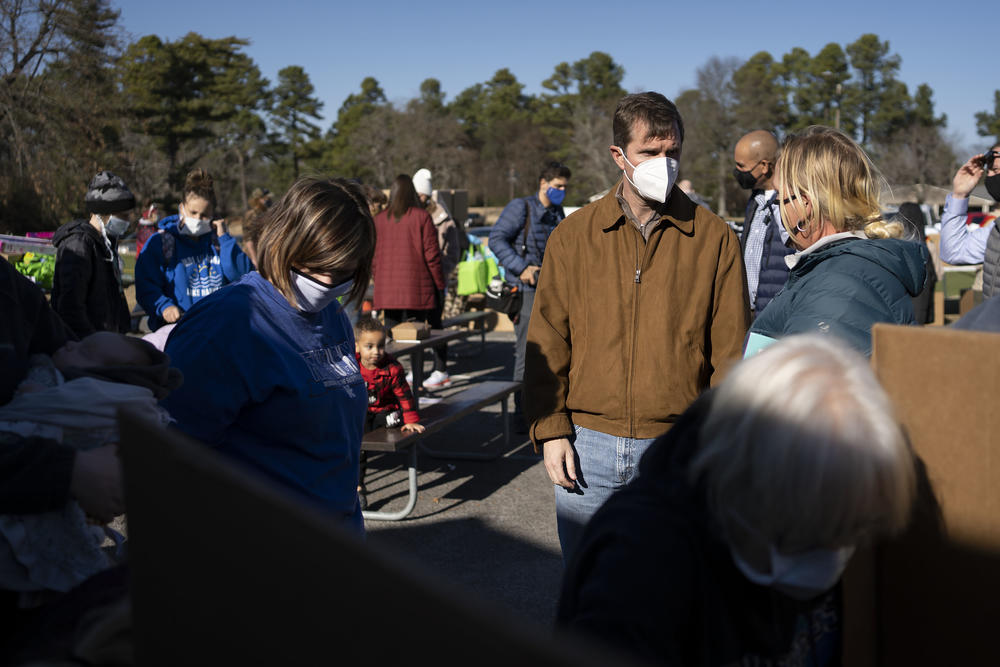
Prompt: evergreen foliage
<box><xmin>0</xmin><ymin>11</ymin><xmax>989</xmax><ymax>230</ymax></box>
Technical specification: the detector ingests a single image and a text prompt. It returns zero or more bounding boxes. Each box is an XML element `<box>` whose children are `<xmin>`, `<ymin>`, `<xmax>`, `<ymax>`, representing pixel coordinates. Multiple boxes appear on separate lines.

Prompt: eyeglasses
<box><xmin>982</xmin><ymin>150</ymin><xmax>1000</xmax><ymax>172</ymax></box>
<box><xmin>781</xmin><ymin>194</ymin><xmax>798</xmax><ymax>206</ymax></box>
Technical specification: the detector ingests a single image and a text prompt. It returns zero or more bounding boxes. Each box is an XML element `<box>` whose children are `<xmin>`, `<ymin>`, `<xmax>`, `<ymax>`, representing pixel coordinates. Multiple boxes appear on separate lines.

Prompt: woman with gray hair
<box><xmin>557</xmin><ymin>334</ymin><xmax>916</xmax><ymax>666</ymax></box>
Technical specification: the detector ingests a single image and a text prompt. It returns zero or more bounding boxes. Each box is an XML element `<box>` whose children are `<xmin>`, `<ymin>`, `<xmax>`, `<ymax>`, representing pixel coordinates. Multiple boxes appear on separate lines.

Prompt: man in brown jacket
<box><xmin>525</xmin><ymin>92</ymin><xmax>750</xmax><ymax>560</ymax></box>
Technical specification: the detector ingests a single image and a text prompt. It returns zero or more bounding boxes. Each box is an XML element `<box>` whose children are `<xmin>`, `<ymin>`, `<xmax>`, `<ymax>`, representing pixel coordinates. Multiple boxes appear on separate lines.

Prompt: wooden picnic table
<box><xmin>387</xmin><ymin>327</ymin><xmax>480</xmax><ymax>404</ymax></box>
<box><xmin>361</xmin><ymin>379</ymin><xmax>521</xmax><ymax>521</ymax></box>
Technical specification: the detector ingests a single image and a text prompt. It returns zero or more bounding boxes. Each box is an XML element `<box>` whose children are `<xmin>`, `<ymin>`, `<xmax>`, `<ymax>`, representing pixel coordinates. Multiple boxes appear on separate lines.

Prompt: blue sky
<box><xmin>114</xmin><ymin>0</ymin><xmax>996</xmax><ymax>154</ymax></box>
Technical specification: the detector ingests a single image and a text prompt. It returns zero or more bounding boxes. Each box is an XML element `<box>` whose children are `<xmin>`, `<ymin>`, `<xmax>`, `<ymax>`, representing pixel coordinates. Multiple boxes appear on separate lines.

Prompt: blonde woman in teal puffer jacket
<box><xmin>749</xmin><ymin>126</ymin><xmax>928</xmax><ymax>356</ymax></box>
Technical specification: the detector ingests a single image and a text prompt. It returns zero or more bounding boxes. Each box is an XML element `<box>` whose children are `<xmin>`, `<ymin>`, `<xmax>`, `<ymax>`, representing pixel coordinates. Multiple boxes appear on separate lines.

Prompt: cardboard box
<box><xmin>391</xmin><ymin>321</ymin><xmax>430</xmax><ymax>341</ymax></box>
<box><xmin>843</xmin><ymin>324</ymin><xmax>1000</xmax><ymax>666</ymax></box>
<box><xmin>118</xmin><ymin>411</ymin><xmax>633</xmax><ymax>666</ymax></box>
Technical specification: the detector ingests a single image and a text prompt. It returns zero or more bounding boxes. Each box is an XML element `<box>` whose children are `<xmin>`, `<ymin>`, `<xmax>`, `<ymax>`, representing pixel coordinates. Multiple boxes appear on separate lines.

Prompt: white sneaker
<box><xmin>423</xmin><ymin>370</ymin><xmax>451</xmax><ymax>389</ymax></box>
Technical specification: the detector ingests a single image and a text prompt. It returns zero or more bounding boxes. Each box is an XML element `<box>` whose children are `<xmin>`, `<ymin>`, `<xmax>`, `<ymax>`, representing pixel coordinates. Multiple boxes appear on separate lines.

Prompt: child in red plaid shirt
<box><xmin>355</xmin><ymin>317</ymin><xmax>423</xmax><ymax>508</ymax></box>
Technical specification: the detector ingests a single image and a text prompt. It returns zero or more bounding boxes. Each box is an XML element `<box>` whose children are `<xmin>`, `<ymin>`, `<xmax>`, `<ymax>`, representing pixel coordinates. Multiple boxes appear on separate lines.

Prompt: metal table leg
<box><xmin>410</xmin><ymin>349</ymin><xmax>425</xmax><ymax>407</ymax></box>
<box><xmin>361</xmin><ymin>446</ymin><xmax>418</xmax><ymax>521</ymax></box>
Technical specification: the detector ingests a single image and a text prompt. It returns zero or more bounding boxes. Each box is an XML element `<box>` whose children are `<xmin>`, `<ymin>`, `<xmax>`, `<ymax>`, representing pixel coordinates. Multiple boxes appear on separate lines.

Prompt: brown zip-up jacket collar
<box><xmin>525</xmin><ymin>181</ymin><xmax>750</xmax><ymax>448</ymax></box>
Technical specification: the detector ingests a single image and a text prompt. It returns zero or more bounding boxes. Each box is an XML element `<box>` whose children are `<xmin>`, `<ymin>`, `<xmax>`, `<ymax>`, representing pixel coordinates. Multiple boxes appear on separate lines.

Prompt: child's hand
<box><xmin>401</xmin><ymin>423</ymin><xmax>425</xmax><ymax>434</ymax></box>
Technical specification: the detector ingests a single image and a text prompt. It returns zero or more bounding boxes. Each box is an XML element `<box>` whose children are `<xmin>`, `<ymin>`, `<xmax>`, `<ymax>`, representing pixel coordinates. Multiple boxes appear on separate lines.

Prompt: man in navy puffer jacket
<box><xmin>489</xmin><ymin>161</ymin><xmax>571</xmax><ymax>423</ymax></box>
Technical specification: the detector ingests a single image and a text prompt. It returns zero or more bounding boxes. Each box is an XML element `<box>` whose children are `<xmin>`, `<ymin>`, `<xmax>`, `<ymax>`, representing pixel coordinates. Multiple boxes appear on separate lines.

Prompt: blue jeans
<box><xmin>554</xmin><ymin>425</ymin><xmax>658</xmax><ymax>563</ymax></box>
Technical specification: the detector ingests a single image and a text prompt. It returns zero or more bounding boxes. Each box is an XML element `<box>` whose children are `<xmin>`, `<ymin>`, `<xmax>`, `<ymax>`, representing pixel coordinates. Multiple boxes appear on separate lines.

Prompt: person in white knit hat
<box><xmin>410</xmin><ymin>168</ymin><xmax>462</xmax><ymax>389</ymax></box>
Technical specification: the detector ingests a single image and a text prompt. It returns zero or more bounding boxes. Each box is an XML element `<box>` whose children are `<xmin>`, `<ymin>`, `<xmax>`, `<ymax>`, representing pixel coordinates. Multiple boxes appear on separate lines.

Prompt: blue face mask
<box><xmin>545</xmin><ymin>187</ymin><xmax>566</xmax><ymax>206</ymax></box>
<box><xmin>289</xmin><ymin>268</ymin><xmax>353</xmax><ymax>313</ymax></box>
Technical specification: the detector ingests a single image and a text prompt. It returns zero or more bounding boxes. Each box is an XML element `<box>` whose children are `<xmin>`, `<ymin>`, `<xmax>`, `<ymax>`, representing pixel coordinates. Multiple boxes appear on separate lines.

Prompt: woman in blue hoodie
<box><xmin>135</xmin><ymin>169</ymin><xmax>252</xmax><ymax>331</ymax></box>
<box><xmin>749</xmin><ymin>126</ymin><xmax>929</xmax><ymax>356</ymax></box>
<box><xmin>162</xmin><ymin>177</ymin><xmax>376</xmax><ymax>533</ymax></box>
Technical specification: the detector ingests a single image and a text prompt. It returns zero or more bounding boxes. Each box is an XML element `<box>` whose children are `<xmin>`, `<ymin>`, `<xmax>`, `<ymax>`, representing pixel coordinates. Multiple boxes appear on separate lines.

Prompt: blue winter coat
<box><xmin>750</xmin><ymin>237</ymin><xmax>928</xmax><ymax>356</ymax></box>
<box><xmin>488</xmin><ymin>195</ymin><xmax>565</xmax><ymax>291</ymax></box>
<box><xmin>135</xmin><ymin>215</ymin><xmax>253</xmax><ymax>330</ymax></box>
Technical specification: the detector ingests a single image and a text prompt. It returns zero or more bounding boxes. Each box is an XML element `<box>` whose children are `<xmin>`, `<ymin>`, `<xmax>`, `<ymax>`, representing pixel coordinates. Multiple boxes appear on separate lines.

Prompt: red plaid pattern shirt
<box><xmin>356</xmin><ymin>352</ymin><xmax>420</xmax><ymax>424</ymax></box>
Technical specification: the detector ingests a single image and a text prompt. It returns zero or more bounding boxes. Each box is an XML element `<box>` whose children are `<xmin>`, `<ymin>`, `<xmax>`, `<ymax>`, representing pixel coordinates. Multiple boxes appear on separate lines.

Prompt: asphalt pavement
<box><xmin>363</xmin><ymin>329</ymin><xmax>565</xmax><ymax>624</ymax></box>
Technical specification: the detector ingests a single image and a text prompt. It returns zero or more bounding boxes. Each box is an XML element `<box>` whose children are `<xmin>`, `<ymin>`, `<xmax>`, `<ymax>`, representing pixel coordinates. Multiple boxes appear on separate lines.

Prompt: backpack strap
<box><xmin>519</xmin><ymin>197</ymin><xmax>532</xmax><ymax>258</ymax></box>
<box><xmin>161</xmin><ymin>231</ymin><xmax>175</xmax><ymax>265</ymax></box>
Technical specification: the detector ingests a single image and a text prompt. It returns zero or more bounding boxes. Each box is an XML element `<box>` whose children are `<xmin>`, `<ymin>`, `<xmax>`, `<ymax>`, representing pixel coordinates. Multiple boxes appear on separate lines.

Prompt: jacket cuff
<box><xmin>943</xmin><ymin>193</ymin><xmax>968</xmax><ymax>216</ymax></box>
<box><xmin>507</xmin><ymin>258</ymin><xmax>529</xmax><ymax>278</ymax></box>
<box><xmin>529</xmin><ymin>413</ymin><xmax>574</xmax><ymax>453</ymax></box>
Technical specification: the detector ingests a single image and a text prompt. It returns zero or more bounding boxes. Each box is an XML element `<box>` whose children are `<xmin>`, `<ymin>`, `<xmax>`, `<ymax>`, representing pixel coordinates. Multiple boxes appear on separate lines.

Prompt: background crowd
<box><xmin>1</xmin><ymin>83</ymin><xmax>999</xmax><ymax>665</ymax></box>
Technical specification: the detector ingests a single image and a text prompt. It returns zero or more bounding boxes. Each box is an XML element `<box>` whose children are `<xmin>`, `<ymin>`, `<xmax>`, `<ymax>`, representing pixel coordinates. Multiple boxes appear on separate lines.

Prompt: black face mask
<box><xmin>985</xmin><ymin>173</ymin><xmax>1000</xmax><ymax>202</ymax></box>
<box><xmin>733</xmin><ymin>166</ymin><xmax>759</xmax><ymax>190</ymax></box>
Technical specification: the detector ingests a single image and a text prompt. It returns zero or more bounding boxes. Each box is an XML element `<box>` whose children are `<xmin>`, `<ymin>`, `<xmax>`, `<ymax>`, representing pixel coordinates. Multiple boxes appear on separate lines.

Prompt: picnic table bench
<box><xmin>361</xmin><ymin>379</ymin><xmax>521</xmax><ymax>521</ymax></box>
<box><xmin>441</xmin><ymin>310</ymin><xmax>491</xmax><ymax>352</ymax></box>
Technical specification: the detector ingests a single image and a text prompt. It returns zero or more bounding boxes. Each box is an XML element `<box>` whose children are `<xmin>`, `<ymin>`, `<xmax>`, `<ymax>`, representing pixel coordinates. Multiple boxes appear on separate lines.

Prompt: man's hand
<box><xmin>519</xmin><ymin>265</ymin><xmax>541</xmax><ymax>286</ymax></box>
<box><xmin>70</xmin><ymin>445</ymin><xmax>124</xmax><ymax>523</ymax></box>
<box><xmin>953</xmin><ymin>155</ymin><xmax>986</xmax><ymax>199</ymax></box>
<box><xmin>401</xmin><ymin>423</ymin><xmax>425</xmax><ymax>434</ymax></box>
<box><xmin>542</xmin><ymin>437</ymin><xmax>577</xmax><ymax>489</ymax></box>
<box><xmin>212</xmin><ymin>218</ymin><xmax>228</xmax><ymax>237</ymax></box>
<box><xmin>162</xmin><ymin>305</ymin><xmax>182</xmax><ymax>323</ymax></box>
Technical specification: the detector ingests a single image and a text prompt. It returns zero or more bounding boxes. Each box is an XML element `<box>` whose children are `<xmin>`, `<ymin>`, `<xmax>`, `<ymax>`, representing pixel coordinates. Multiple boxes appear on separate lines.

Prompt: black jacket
<box><xmin>1</xmin><ymin>255</ymin><xmax>73</xmax><ymax>403</ymax></box>
<box><xmin>0</xmin><ymin>257</ymin><xmax>76</xmax><ymax>511</ymax></box>
<box><xmin>557</xmin><ymin>393</ymin><xmax>841</xmax><ymax>666</ymax></box>
<box><xmin>50</xmin><ymin>219</ymin><xmax>130</xmax><ymax>338</ymax></box>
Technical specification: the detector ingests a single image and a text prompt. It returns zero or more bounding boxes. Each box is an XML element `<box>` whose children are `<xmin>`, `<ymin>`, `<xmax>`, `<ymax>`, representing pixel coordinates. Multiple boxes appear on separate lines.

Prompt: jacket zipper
<box><xmin>625</xmin><ymin>224</ymin><xmax>652</xmax><ymax>438</ymax></box>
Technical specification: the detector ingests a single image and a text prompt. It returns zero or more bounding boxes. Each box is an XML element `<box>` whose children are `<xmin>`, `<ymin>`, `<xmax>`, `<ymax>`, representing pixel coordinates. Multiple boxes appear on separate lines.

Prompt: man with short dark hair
<box><xmin>733</xmin><ymin>130</ymin><xmax>793</xmax><ymax>315</ymax></box>
<box><xmin>489</xmin><ymin>161</ymin><xmax>571</xmax><ymax>425</ymax></box>
<box><xmin>525</xmin><ymin>92</ymin><xmax>749</xmax><ymax>560</ymax></box>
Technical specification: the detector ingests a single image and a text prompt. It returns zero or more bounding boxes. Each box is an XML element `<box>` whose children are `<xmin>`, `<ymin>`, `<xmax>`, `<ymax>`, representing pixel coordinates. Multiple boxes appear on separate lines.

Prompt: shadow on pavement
<box><xmin>368</xmin><ymin>516</ymin><xmax>564</xmax><ymax>623</ymax></box>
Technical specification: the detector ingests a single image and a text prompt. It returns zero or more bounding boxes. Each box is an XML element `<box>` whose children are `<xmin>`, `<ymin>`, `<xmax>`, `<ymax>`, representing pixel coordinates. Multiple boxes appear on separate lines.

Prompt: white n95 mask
<box><xmin>617</xmin><ymin>147</ymin><xmax>678</xmax><ymax>204</ymax></box>
<box><xmin>179</xmin><ymin>216</ymin><xmax>212</xmax><ymax>237</ymax></box>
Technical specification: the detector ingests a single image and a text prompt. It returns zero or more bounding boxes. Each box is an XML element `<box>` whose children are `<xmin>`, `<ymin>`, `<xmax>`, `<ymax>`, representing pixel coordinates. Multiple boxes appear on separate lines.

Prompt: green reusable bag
<box><xmin>457</xmin><ymin>246</ymin><xmax>494</xmax><ymax>295</ymax></box>
<box><xmin>14</xmin><ymin>252</ymin><xmax>56</xmax><ymax>291</ymax></box>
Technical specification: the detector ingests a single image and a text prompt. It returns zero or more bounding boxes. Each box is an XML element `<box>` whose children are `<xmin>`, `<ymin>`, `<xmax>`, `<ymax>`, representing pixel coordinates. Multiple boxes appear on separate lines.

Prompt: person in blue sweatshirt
<box><xmin>135</xmin><ymin>169</ymin><xmax>252</xmax><ymax>331</ymax></box>
<box><xmin>161</xmin><ymin>177</ymin><xmax>376</xmax><ymax>533</ymax></box>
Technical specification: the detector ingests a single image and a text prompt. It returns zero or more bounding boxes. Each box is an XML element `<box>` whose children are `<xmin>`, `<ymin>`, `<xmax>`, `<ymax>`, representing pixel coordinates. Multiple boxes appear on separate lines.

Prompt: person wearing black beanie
<box><xmin>50</xmin><ymin>171</ymin><xmax>136</xmax><ymax>338</ymax></box>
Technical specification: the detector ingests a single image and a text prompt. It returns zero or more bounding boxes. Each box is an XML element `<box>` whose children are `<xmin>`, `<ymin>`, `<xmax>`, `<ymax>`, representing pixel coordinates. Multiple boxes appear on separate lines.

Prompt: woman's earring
<box><xmin>795</xmin><ymin>220</ymin><xmax>808</xmax><ymax>234</ymax></box>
